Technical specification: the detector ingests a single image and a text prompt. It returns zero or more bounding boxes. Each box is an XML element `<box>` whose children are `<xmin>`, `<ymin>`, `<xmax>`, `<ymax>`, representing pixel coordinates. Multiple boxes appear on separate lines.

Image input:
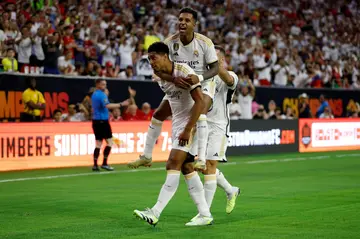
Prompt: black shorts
<box><xmin>92</xmin><ymin>120</ymin><xmax>112</xmax><ymax>141</ymax></box>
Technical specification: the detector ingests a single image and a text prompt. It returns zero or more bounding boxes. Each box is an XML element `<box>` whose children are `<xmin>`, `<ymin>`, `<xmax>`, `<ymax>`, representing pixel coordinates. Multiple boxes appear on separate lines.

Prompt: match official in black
<box><xmin>91</xmin><ymin>79</ymin><xmax>127</xmax><ymax>171</ymax></box>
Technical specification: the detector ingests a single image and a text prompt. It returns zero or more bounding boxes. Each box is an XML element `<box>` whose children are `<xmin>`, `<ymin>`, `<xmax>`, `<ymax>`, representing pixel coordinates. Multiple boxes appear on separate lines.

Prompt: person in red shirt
<box><xmin>110</xmin><ymin>108</ymin><xmax>123</xmax><ymax>122</ymax></box>
<box><xmin>63</xmin><ymin>26</ymin><xmax>75</xmax><ymax>58</ymax></box>
<box><xmin>123</xmin><ymin>104</ymin><xmax>142</xmax><ymax>121</ymax></box>
<box><xmin>139</xmin><ymin>102</ymin><xmax>154</xmax><ymax>120</ymax></box>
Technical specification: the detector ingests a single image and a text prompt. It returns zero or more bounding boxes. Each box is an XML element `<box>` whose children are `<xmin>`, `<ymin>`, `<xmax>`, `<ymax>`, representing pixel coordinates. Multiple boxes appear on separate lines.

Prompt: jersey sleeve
<box><xmin>228</xmin><ymin>71</ymin><xmax>239</xmax><ymax>90</ymax></box>
<box><xmin>100</xmin><ymin>93</ymin><xmax>110</xmax><ymax>108</ymax></box>
<box><xmin>204</xmin><ymin>41</ymin><xmax>218</xmax><ymax>65</ymax></box>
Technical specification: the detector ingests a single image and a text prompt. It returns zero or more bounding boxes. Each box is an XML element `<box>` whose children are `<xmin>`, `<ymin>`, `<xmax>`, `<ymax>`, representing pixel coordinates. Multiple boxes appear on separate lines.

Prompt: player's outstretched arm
<box><xmin>154</xmin><ymin>70</ymin><xmax>191</xmax><ymax>89</ymax></box>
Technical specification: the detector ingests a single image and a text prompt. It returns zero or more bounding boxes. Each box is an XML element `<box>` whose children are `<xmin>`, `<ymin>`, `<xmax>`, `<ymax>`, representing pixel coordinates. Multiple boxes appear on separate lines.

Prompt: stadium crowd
<box><xmin>0</xmin><ymin>0</ymin><xmax>359</xmax><ymax>88</ymax></box>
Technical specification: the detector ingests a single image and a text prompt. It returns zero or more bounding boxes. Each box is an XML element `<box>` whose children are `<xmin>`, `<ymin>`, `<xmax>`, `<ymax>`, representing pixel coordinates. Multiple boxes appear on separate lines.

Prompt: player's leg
<box><xmin>101</xmin><ymin>121</ymin><xmax>114</xmax><ymax>171</ymax></box>
<box><xmin>92</xmin><ymin>120</ymin><xmax>102</xmax><ymax>171</ymax></box>
<box><xmin>213</xmin><ymin>135</ymin><xmax>240</xmax><ymax>214</ymax></box>
<box><xmin>194</xmin><ymin>79</ymin><xmax>216</xmax><ymax>170</ymax></box>
<box><xmin>128</xmin><ymin>99</ymin><xmax>171</xmax><ymax>168</ymax></box>
<box><xmin>133</xmin><ymin>149</ymin><xmax>186</xmax><ymax>226</ymax></box>
<box><xmin>181</xmin><ymin>156</ymin><xmax>213</xmax><ymax>226</ymax></box>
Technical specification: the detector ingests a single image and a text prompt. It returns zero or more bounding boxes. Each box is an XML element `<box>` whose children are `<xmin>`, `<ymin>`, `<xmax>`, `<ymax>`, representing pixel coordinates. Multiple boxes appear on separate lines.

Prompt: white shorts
<box><xmin>171</xmin><ymin>126</ymin><xmax>197</xmax><ymax>153</ymax></box>
<box><xmin>201</xmin><ymin>78</ymin><xmax>216</xmax><ymax>100</ymax></box>
<box><xmin>206</xmin><ymin>124</ymin><xmax>228</xmax><ymax>161</ymax></box>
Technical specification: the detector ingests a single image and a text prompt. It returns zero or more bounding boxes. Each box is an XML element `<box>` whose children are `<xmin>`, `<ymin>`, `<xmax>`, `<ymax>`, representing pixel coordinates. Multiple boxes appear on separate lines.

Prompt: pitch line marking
<box><xmin>0</xmin><ymin>153</ymin><xmax>359</xmax><ymax>184</ymax></box>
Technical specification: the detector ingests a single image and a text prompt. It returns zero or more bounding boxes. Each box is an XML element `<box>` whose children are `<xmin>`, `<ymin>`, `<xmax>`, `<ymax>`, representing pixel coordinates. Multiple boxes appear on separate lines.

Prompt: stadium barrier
<box><xmin>299</xmin><ymin>118</ymin><xmax>360</xmax><ymax>153</ymax></box>
<box><xmin>1</xmin><ymin>73</ymin><xmax>360</xmax><ymax>121</ymax></box>
<box><xmin>226</xmin><ymin>119</ymin><xmax>299</xmax><ymax>156</ymax></box>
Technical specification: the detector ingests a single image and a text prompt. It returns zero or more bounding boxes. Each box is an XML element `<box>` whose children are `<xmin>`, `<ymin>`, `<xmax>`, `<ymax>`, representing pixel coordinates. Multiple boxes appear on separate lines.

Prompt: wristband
<box><xmin>198</xmin><ymin>75</ymin><xmax>204</xmax><ymax>82</ymax></box>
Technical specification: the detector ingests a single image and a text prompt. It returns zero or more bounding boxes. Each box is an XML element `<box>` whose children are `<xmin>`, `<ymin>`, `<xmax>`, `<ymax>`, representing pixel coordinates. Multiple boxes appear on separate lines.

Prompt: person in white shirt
<box><xmin>238</xmin><ymin>76</ymin><xmax>255</xmax><ymax>119</ymax></box>
<box><xmin>119</xmin><ymin>35</ymin><xmax>136</xmax><ymax>70</ymax></box>
<box><xmin>253</xmin><ymin>47</ymin><xmax>272</xmax><ymax>85</ymax></box>
<box><xmin>273</xmin><ymin>58</ymin><xmax>290</xmax><ymax>86</ymax></box>
<box><xmin>230</xmin><ymin>97</ymin><xmax>242</xmax><ymax>120</ymax></box>
<box><xmin>58</xmin><ymin>51</ymin><xmax>75</xmax><ymax>75</ymax></box>
<box><xmin>16</xmin><ymin>27</ymin><xmax>32</xmax><ymax>68</ymax></box>
<box><xmin>98</xmin><ymin>37</ymin><xmax>119</xmax><ymax>67</ymax></box>
<box><xmin>32</xmin><ymin>28</ymin><xmax>45</xmax><ymax>66</ymax></box>
<box><xmin>61</xmin><ymin>104</ymin><xmax>88</xmax><ymax>122</ymax></box>
<box><xmin>319</xmin><ymin>106</ymin><xmax>334</xmax><ymax>119</ymax></box>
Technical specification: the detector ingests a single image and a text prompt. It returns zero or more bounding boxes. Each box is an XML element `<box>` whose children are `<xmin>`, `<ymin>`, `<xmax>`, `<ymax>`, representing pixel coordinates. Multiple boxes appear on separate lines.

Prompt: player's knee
<box><xmin>181</xmin><ymin>162</ymin><xmax>194</xmax><ymax>175</ymax></box>
<box><xmin>105</xmin><ymin>138</ymin><xmax>113</xmax><ymax>147</ymax></box>
<box><xmin>96</xmin><ymin>140</ymin><xmax>102</xmax><ymax>148</ymax></box>
<box><xmin>204</xmin><ymin>160</ymin><xmax>217</xmax><ymax>174</ymax></box>
<box><xmin>165</xmin><ymin>159</ymin><xmax>181</xmax><ymax>171</ymax></box>
<box><xmin>153</xmin><ymin>103</ymin><xmax>171</xmax><ymax>121</ymax></box>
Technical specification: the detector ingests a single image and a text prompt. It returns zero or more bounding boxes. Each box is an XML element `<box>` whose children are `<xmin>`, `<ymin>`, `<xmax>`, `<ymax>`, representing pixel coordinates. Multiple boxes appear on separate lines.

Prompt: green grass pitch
<box><xmin>1</xmin><ymin>151</ymin><xmax>360</xmax><ymax>239</ymax></box>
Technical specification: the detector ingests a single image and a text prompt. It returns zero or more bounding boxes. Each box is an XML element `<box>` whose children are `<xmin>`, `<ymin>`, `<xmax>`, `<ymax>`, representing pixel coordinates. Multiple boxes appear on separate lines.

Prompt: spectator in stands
<box><xmin>43</xmin><ymin>35</ymin><xmax>61</xmax><ymax>74</ymax></box>
<box><xmin>123</xmin><ymin>104</ymin><xmax>140</xmax><ymax>121</ymax></box>
<box><xmin>2</xmin><ymin>48</ymin><xmax>17</xmax><ymax>72</ymax></box>
<box><xmin>267</xmin><ymin>100</ymin><xmax>277</xmax><ymax>119</ymax></box>
<box><xmin>16</xmin><ymin>26</ymin><xmax>32</xmax><ymax>71</ymax></box>
<box><xmin>99</xmin><ymin>37</ymin><xmax>119</xmax><ymax>68</ymax></box>
<box><xmin>20</xmin><ymin>78</ymin><xmax>46</xmax><ymax>122</ymax></box>
<box><xmin>253</xmin><ymin>104</ymin><xmax>268</xmax><ymax>120</ymax></box>
<box><xmin>118</xmin><ymin>65</ymin><xmax>135</xmax><ymax>79</ymax></box>
<box><xmin>119</xmin><ymin>34</ymin><xmax>136</xmax><ymax>71</ymax></box>
<box><xmin>319</xmin><ymin>106</ymin><xmax>334</xmax><ymax>119</ymax></box>
<box><xmin>281</xmin><ymin>106</ymin><xmax>296</xmax><ymax>120</ymax></box>
<box><xmin>230</xmin><ymin>97</ymin><xmax>242</xmax><ymax>120</ymax></box>
<box><xmin>316</xmin><ymin>94</ymin><xmax>330</xmax><ymax>118</ymax></box>
<box><xmin>273</xmin><ymin>58</ymin><xmax>290</xmax><ymax>86</ymax></box>
<box><xmin>140</xmin><ymin>102</ymin><xmax>154</xmax><ymax>120</ymax></box>
<box><xmin>58</xmin><ymin>51</ymin><xmax>75</xmax><ymax>75</ymax></box>
<box><xmin>238</xmin><ymin>77</ymin><xmax>255</xmax><ymax>119</ymax></box>
<box><xmin>61</xmin><ymin>103</ymin><xmax>89</xmax><ymax>122</ymax></box>
<box><xmin>298</xmin><ymin>93</ymin><xmax>312</xmax><ymax>118</ymax></box>
<box><xmin>53</xmin><ymin>109</ymin><xmax>62</xmax><ymax>122</ymax></box>
<box><xmin>32</xmin><ymin>27</ymin><xmax>45</xmax><ymax>67</ymax></box>
<box><xmin>73</xmin><ymin>29</ymin><xmax>85</xmax><ymax>65</ymax></box>
<box><xmin>110</xmin><ymin>108</ymin><xmax>123</xmax><ymax>122</ymax></box>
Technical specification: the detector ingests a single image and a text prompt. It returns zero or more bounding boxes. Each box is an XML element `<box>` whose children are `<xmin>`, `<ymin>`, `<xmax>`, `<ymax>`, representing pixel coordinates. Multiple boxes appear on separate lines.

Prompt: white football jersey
<box><xmin>164</xmin><ymin>32</ymin><xmax>218</xmax><ymax>75</ymax></box>
<box><xmin>207</xmin><ymin>71</ymin><xmax>239</xmax><ymax>135</ymax></box>
<box><xmin>158</xmin><ymin>63</ymin><xmax>201</xmax><ymax>129</ymax></box>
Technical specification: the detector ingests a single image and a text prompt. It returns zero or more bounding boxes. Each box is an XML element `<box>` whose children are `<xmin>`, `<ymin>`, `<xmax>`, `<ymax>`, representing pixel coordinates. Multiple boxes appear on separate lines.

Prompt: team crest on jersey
<box><xmin>173</xmin><ymin>43</ymin><xmax>179</xmax><ymax>51</ymax></box>
<box><xmin>194</xmin><ymin>50</ymin><xmax>199</xmax><ymax>57</ymax></box>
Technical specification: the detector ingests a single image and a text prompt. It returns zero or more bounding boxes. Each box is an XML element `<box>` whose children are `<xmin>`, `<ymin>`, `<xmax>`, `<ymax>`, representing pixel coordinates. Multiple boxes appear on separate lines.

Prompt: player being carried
<box><xmin>190</xmin><ymin>46</ymin><xmax>241</xmax><ymax>222</ymax></box>
<box><xmin>128</xmin><ymin>7</ymin><xmax>219</xmax><ymax>170</ymax></box>
<box><xmin>133</xmin><ymin>42</ymin><xmax>213</xmax><ymax>227</ymax></box>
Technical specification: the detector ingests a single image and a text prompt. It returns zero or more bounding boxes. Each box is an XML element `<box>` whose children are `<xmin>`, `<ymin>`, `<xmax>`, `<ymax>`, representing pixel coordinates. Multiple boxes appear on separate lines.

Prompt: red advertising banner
<box><xmin>299</xmin><ymin>118</ymin><xmax>360</xmax><ymax>152</ymax></box>
<box><xmin>0</xmin><ymin>121</ymin><xmax>172</xmax><ymax>171</ymax></box>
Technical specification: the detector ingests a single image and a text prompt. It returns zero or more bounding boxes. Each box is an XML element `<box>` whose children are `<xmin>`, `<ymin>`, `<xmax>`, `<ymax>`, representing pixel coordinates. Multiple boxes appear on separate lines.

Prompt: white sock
<box><xmin>152</xmin><ymin>170</ymin><xmax>180</xmax><ymax>218</ymax></box>
<box><xmin>184</xmin><ymin>171</ymin><xmax>211</xmax><ymax>217</ymax></box>
<box><xmin>197</xmin><ymin>114</ymin><xmax>208</xmax><ymax>161</ymax></box>
<box><xmin>216</xmin><ymin>168</ymin><xmax>233</xmax><ymax>197</ymax></box>
<box><xmin>204</xmin><ymin>174</ymin><xmax>217</xmax><ymax>208</ymax></box>
<box><xmin>143</xmin><ymin>117</ymin><xmax>163</xmax><ymax>158</ymax></box>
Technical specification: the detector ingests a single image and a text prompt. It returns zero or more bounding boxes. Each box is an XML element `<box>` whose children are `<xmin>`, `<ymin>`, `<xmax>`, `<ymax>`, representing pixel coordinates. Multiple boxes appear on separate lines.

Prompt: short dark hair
<box><xmin>7</xmin><ymin>48</ymin><xmax>15</xmax><ymax>52</ymax></box>
<box><xmin>53</xmin><ymin>109</ymin><xmax>62</xmax><ymax>115</ymax></box>
<box><xmin>95</xmin><ymin>79</ymin><xmax>105</xmax><ymax>84</ymax></box>
<box><xmin>179</xmin><ymin>7</ymin><xmax>198</xmax><ymax>21</ymax></box>
<box><xmin>148</xmin><ymin>42</ymin><xmax>169</xmax><ymax>55</ymax></box>
<box><xmin>215</xmin><ymin>45</ymin><xmax>226</xmax><ymax>55</ymax></box>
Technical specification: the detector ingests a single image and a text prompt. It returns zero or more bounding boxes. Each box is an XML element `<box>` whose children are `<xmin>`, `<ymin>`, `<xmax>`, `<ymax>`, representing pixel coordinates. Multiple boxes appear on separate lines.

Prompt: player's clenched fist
<box><xmin>178</xmin><ymin>129</ymin><xmax>191</xmax><ymax>146</ymax></box>
<box><xmin>185</xmin><ymin>74</ymin><xmax>200</xmax><ymax>85</ymax></box>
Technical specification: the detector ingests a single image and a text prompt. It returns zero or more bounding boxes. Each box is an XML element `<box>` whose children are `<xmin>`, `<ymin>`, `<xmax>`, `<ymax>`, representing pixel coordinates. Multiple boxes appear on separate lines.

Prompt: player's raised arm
<box><xmin>215</xmin><ymin>45</ymin><xmax>237</xmax><ymax>88</ymax></box>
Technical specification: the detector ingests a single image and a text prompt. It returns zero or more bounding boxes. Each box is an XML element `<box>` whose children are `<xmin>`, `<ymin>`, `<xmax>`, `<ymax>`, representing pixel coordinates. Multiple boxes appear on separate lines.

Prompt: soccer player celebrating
<box><xmin>191</xmin><ymin>46</ymin><xmax>241</xmax><ymax>222</ymax></box>
<box><xmin>91</xmin><ymin>79</ymin><xmax>128</xmax><ymax>171</ymax></box>
<box><xmin>133</xmin><ymin>42</ymin><xmax>213</xmax><ymax>227</ymax></box>
<box><xmin>128</xmin><ymin>7</ymin><xmax>219</xmax><ymax>170</ymax></box>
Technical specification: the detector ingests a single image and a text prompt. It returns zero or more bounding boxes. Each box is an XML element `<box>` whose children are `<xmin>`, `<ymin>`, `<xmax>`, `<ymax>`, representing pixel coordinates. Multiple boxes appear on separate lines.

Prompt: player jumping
<box><xmin>133</xmin><ymin>42</ymin><xmax>213</xmax><ymax>227</ymax></box>
<box><xmin>191</xmin><ymin>46</ymin><xmax>241</xmax><ymax>222</ymax></box>
<box><xmin>128</xmin><ymin>7</ymin><xmax>219</xmax><ymax>170</ymax></box>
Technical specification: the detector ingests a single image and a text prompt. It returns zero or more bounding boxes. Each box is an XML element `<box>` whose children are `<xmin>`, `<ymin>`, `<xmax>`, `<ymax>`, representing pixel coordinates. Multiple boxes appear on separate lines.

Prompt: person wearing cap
<box><xmin>298</xmin><ymin>93</ymin><xmax>312</xmax><ymax>118</ymax></box>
